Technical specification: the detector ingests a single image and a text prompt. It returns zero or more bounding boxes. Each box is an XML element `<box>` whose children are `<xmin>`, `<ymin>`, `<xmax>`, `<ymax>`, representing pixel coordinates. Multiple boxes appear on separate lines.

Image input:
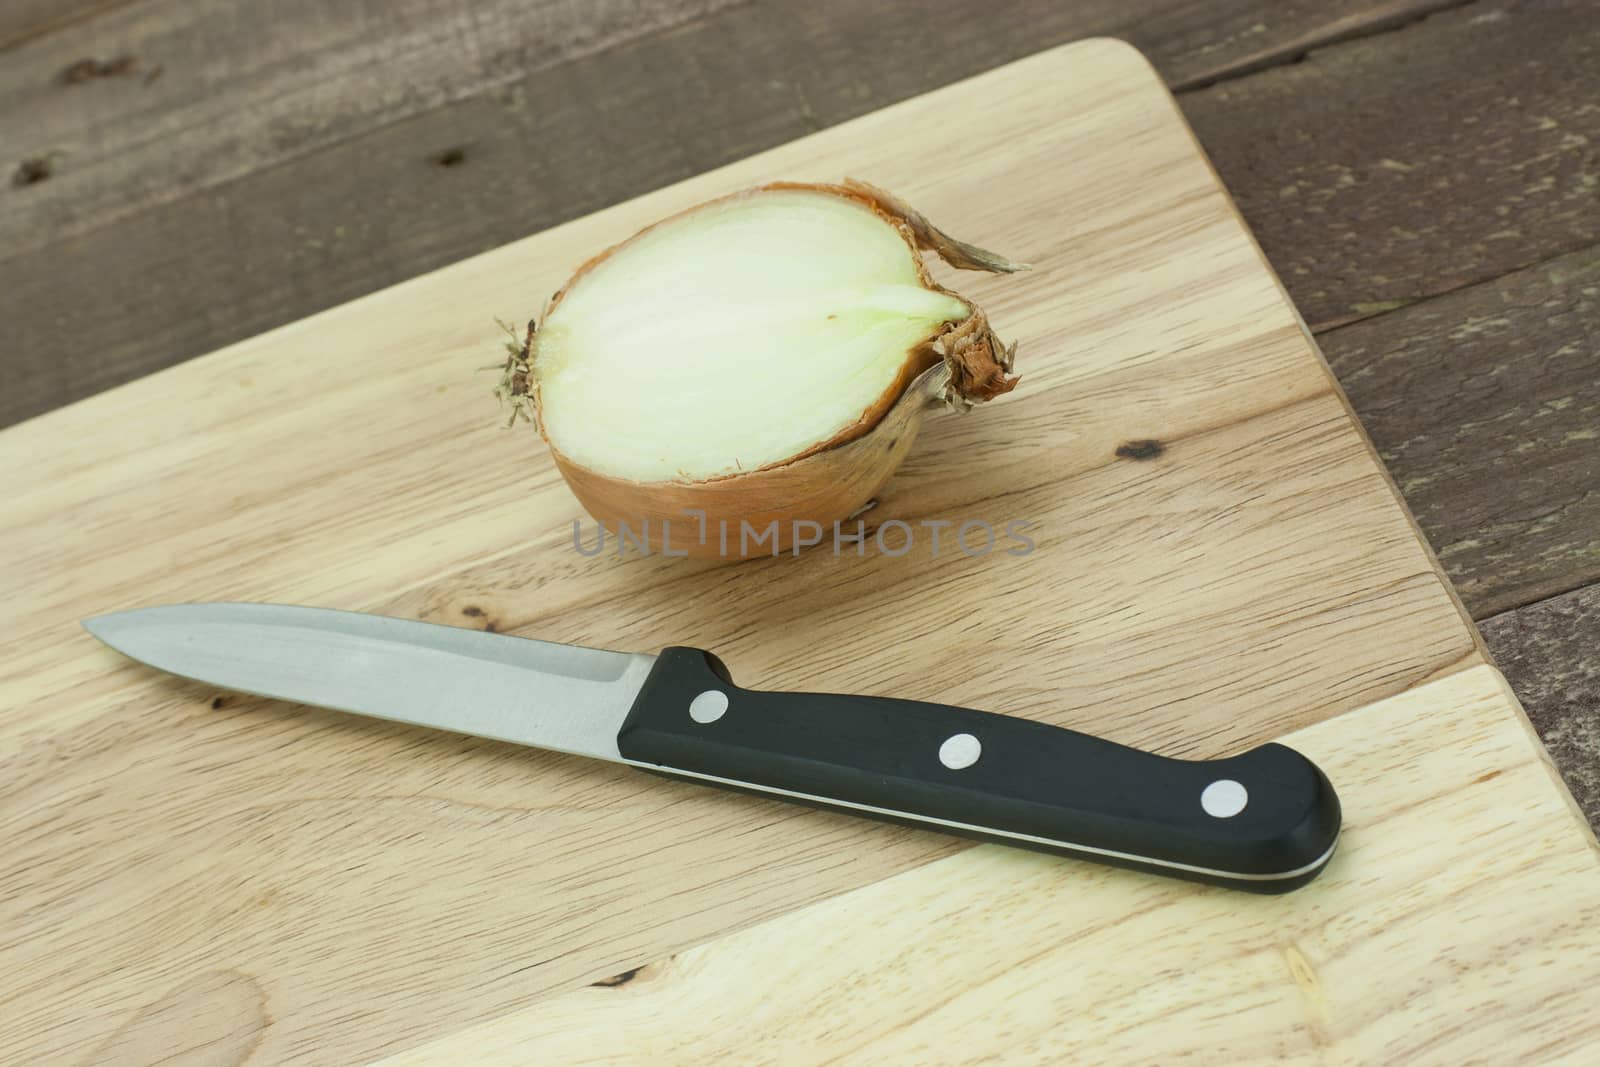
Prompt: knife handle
<box><xmin>615</xmin><ymin>648</ymin><xmax>1340</xmax><ymax>892</ymax></box>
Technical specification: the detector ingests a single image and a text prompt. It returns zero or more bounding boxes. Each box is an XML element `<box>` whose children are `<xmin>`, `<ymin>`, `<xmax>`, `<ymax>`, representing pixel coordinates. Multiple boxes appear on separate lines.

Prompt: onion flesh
<box><xmin>534</xmin><ymin>189</ymin><xmax>971</xmax><ymax>482</ymax></box>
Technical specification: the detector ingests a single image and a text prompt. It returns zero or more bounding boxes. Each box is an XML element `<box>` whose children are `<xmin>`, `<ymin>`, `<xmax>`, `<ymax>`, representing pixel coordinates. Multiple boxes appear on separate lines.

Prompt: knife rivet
<box><xmin>939</xmin><ymin>733</ymin><xmax>982</xmax><ymax>770</ymax></box>
<box><xmin>1201</xmin><ymin>779</ymin><xmax>1249</xmax><ymax>818</ymax></box>
<box><xmin>689</xmin><ymin>690</ymin><xmax>729</xmax><ymax>724</ymax></box>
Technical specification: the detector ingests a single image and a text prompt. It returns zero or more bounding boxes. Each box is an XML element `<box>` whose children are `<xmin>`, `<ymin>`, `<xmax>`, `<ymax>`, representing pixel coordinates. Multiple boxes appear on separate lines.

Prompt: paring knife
<box><xmin>83</xmin><ymin>603</ymin><xmax>1341</xmax><ymax>892</ymax></box>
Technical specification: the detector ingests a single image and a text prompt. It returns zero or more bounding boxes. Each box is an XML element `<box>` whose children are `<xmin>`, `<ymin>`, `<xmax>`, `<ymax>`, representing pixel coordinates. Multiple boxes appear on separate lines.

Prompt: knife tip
<box><xmin>81</xmin><ymin>612</ymin><xmax>115</xmax><ymax>641</ymax></box>
<box><xmin>81</xmin><ymin>607</ymin><xmax>143</xmax><ymax>646</ymax></box>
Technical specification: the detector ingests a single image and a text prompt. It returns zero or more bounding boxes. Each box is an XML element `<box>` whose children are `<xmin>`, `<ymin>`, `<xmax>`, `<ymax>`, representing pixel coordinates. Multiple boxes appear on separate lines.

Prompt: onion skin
<box><xmin>558</xmin><ymin>364</ymin><xmax>941</xmax><ymax>557</ymax></box>
<box><xmin>510</xmin><ymin>180</ymin><xmax>1023</xmax><ymax>559</ymax></box>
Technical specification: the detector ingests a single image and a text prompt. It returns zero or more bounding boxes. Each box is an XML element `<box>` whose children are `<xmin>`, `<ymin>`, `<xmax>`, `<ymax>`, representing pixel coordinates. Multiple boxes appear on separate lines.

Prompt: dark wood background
<box><xmin>4</xmin><ymin>0</ymin><xmax>1596</xmax><ymax>825</ymax></box>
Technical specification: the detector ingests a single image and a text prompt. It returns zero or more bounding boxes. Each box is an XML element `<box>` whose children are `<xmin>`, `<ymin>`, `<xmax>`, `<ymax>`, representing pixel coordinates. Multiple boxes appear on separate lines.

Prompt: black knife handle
<box><xmin>616</xmin><ymin>648</ymin><xmax>1340</xmax><ymax>893</ymax></box>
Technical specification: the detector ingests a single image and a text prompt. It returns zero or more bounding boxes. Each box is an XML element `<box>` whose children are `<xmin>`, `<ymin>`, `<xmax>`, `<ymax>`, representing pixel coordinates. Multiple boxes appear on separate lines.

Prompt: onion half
<box><xmin>499</xmin><ymin>180</ymin><xmax>1024</xmax><ymax>557</ymax></box>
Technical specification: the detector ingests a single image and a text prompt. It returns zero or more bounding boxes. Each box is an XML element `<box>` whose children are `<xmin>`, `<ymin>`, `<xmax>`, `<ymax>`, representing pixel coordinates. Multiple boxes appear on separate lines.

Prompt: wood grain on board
<box><xmin>0</xmin><ymin>0</ymin><xmax>1535</xmax><ymax>430</ymax></box>
<box><xmin>0</xmin><ymin>0</ymin><xmax>135</xmax><ymax>51</ymax></box>
<box><xmin>377</xmin><ymin>666</ymin><xmax>1600</xmax><ymax>1066</ymax></box>
<box><xmin>0</xmin><ymin>39</ymin><xmax>1532</xmax><ymax>1062</ymax></box>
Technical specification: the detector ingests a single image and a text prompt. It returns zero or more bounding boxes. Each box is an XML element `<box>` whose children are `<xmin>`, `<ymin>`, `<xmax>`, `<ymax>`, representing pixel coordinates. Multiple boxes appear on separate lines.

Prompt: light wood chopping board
<box><xmin>2</xmin><ymin>38</ymin><xmax>1596</xmax><ymax>1065</ymax></box>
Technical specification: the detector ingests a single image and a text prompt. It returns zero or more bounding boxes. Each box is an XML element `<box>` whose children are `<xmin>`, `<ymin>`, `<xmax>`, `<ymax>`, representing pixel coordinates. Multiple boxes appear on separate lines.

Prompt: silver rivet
<box><xmin>688</xmin><ymin>690</ymin><xmax>728</xmax><ymax>724</ymax></box>
<box><xmin>1201</xmin><ymin>779</ymin><xmax>1249</xmax><ymax>818</ymax></box>
<box><xmin>939</xmin><ymin>733</ymin><xmax>982</xmax><ymax>770</ymax></box>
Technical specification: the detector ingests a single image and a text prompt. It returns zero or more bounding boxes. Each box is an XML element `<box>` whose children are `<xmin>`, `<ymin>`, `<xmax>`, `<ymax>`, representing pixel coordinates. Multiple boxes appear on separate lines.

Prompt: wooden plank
<box><xmin>1163</xmin><ymin>0</ymin><xmax>1479</xmax><ymax>90</ymax></box>
<box><xmin>0</xmin><ymin>41</ymin><xmax>1492</xmax><ymax>1062</ymax></box>
<box><xmin>377</xmin><ymin>666</ymin><xmax>1600</xmax><ymax>1066</ymax></box>
<box><xmin>1184</xmin><ymin>0</ymin><xmax>1600</xmax><ymax>331</ymax></box>
<box><xmin>0</xmin><ymin>0</ymin><xmax>747</xmax><ymax>248</ymax></box>
<box><xmin>1322</xmin><ymin>243</ymin><xmax>1600</xmax><ymax>618</ymax></box>
<box><xmin>0</xmin><ymin>0</ymin><xmax>1478</xmax><ymax>429</ymax></box>
<box><xmin>0</xmin><ymin>0</ymin><xmax>1457</xmax><ymax>260</ymax></box>
<box><xmin>1483</xmin><ymin>582</ymin><xmax>1600</xmax><ymax>828</ymax></box>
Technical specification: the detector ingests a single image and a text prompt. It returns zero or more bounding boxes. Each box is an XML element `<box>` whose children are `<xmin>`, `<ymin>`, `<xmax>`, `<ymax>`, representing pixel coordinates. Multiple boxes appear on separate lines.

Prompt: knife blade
<box><xmin>83</xmin><ymin>602</ymin><xmax>1340</xmax><ymax>892</ymax></box>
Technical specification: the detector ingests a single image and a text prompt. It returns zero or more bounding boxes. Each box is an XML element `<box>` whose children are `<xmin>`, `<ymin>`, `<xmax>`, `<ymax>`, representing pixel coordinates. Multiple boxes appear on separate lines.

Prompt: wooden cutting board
<box><xmin>2</xmin><ymin>38</ymin><xmax>1595</xmax><ymax>1065</ymax></box>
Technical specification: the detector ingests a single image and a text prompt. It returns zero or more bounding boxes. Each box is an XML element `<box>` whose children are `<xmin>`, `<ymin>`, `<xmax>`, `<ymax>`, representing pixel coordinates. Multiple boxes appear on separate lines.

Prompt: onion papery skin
<box><xmin>556</xmin><ymin>364</ymin><xmax>939</xmax><ymax>558</ymax></box>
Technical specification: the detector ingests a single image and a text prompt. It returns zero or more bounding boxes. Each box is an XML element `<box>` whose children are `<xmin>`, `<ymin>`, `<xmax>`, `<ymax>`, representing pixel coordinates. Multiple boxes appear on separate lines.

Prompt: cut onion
<box><xmin>499</xmin><ymin>180</ymin><xmax>1024</xmax><ymax>557</ymax></box>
